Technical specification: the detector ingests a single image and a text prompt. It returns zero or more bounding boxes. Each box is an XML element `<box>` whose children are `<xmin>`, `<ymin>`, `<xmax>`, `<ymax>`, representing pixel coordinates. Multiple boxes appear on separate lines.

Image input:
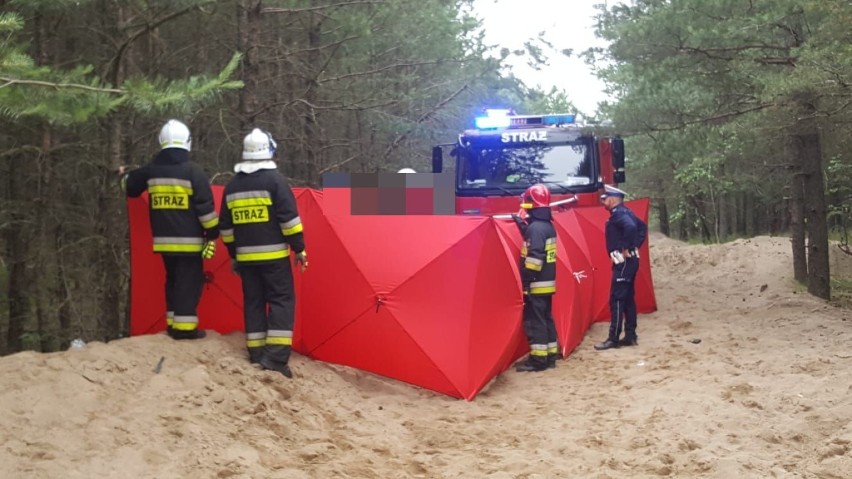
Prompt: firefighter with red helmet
<box><xmin>120</xmin><ymin>119</ymin><xmax>219</xmax><ymax>340</ymax></box>
<box><xmin>515</xmin><ymin>184</ymin><xmax>559</xmax><ymax>372</ymax></box>
<box><xmin>219</xmin><ymin>128</ymin><xmax>307</xmax><ymax>379</ymax></box>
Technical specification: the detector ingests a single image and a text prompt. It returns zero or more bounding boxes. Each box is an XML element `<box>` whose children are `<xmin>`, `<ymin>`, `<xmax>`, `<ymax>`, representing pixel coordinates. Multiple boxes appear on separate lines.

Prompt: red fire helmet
<box><xmin>520</xmin><ymin>184</ymin><xmax>551</xmax><ymax>209</ymax></box>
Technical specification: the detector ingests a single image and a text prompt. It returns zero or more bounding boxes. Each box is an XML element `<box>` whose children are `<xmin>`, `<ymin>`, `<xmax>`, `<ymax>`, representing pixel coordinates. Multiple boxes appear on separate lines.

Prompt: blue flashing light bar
<box><xmin>474</xmin><ymin>109</ymin><xmax>577</xmax><ymax>130</ymax></box>
<box><xmin>474</xmin><ymin>109</ymin><xmax>512</xmax><ymax>129</ymax></box>
<box><xmin>542</xmin><ymin>114</ymin><xmax>576</xmax><ymax>125</ymax></box>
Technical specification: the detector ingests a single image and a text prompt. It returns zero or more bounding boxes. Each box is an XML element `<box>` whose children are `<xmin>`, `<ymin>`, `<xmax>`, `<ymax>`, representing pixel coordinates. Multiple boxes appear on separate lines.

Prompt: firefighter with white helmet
<box><xmin>515</xmin><ymin>184</ymin><xmax>559</xmax><ymax>372</ymax></box>
<box><xmin>218</xmin><ymin>127</ymin><xmax>307</xmax><ymax>378</ymax></box>
<box><xmin>120</xmin><ymin>119</ymin><xmax>219</xmax><ymax>340</ymax></box>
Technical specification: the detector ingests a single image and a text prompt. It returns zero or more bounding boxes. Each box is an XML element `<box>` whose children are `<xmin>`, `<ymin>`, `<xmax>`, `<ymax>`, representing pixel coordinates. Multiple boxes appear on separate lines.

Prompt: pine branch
<box><xmin>262</xmin><ymin>1</ymin><xmax>384</xmax><ymax>14</ymax></box>
<box><xmin>0</xmin><ymin>77</ymin><xmax>122</xmax><ymax>94</ymax></box>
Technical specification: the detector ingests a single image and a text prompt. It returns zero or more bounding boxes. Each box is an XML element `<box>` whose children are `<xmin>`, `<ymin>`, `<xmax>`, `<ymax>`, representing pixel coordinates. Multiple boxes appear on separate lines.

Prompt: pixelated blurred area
<box><xmin>321</xmin><ymin>172</ymin><xmax>455</xmax><ymax>215</ymax></box>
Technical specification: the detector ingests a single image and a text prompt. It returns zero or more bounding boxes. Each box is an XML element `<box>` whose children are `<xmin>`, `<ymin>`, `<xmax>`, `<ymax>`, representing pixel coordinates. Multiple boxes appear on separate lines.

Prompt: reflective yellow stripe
<box><xmin>236</xmin><ymin>250</ymin><xmax>290</xmax><ymax>262</ymax></box>
<box><xmin>148</xmin><ymin>184</ymin><xmax>193</xmax><ymax>195</ymax></box>
<box><xmin>266</xmin><ymin>337</ymin><xmax>292</xmax><ymax>346</ymax></box>
<box><xmin>200</xmin><ymin>215</ymin><xmax>219</xmax><ymax>229</ymax></box>
<box><xmin>172</xmin><ymin>315</ymin><xmax>198</xmax><ymax>331</ymax></box>
<box><xmin>530</xmin><ymin>285</ymin><xmax>556</xmax><ymax>294</ymax></box>
<box><xmin>282</xmin><ymin>223</ymin><xmax>303</xmax><ymax>236</ymax></box>
<box><xmin>154</xmin><ymin>244</ymin><xmax>204</xmax><ymax>253</ymax></box>
<box><xmin>525</xmin><ymin>261</ymin><xmax>543</xmax><ymax>271</ymax></box>
<box><xmin>222</xmin><ymin>234</ymin><xmax>235</xmax><ymax>244</ymax></box>
<box><xmin>246</xmin><ymin>339</ymin><xmax>266</xmax><ymax>348</ymax></box>
<box><xmin>530</xmin><ymin>344</ymin><xmax>548</xmax><ymax>356</ymax></box>
<box><xmin>228</xmin><ymin>197</ymin><xmax>272</xmax><ymax>209</ymax></box>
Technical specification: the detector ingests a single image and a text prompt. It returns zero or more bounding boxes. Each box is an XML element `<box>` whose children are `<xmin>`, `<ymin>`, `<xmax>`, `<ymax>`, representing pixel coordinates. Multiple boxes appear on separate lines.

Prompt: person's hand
<box><xmin>201</xmin><ymin>240</ymin><xmax>216</xmax><ymax>259</ymax></box>
<box><xmin>295</xmin><ymin>251</ymin><xmax>308</xmax><ymax>272</ymax></box>
<box><xmin>230</xmin><ymin>259</ymin><xmax>240</xmax><ymax>276</ymax></box>
<box><xmin>609</xmin><ymin>250</ymin><xmax>625</xmax><ymax>265</ymax></box>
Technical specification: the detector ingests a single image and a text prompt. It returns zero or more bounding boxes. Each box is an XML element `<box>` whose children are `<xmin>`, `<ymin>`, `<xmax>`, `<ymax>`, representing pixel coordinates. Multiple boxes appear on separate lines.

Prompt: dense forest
<box><xmin>1</xmin><ymin>0</ymin><xmax>850</xmax><ymax>355</ymax></box>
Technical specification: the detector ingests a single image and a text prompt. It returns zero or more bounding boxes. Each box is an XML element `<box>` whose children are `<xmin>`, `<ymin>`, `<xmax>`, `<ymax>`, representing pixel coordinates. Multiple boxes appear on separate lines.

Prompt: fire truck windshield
<box><xmin>456</xmin><ymin>141</ymin><xmax>593</xmax><ymax>195</ymax></box>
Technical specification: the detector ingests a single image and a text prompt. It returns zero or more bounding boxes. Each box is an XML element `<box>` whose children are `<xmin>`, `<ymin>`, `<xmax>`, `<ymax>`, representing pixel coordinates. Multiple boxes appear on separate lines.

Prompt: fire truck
<box><xmin>430</xmin><ymin>109</ymin><xmax>626</xmax><ymax>215</ymax></box>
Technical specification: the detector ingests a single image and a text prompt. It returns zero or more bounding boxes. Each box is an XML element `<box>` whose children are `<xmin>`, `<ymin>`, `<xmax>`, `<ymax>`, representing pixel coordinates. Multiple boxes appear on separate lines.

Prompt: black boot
<box><xmin>515</xmin><ymin>357</ymin><xmax>547</xmax><ymax>373</ymax></box>
<box><xmin>169</xmin><ymin>329</ymin><xmax>207</xmax><ymax>340</ymax></box>
<box><xmin>547</xmin><ymin>353</ymin><xmax>558</xmax><ymax>369</ymax></box>
<box><xmin>248</xmin><ymin>350</ymin><xmax>264</xmax><ymax>365</ymax></box>
<box><xmin>619</xmin><ymin>336</ymin><xmax>638</xmax><ymax>347</ymax></box>
<box><xmin>260</xmin><ymin>357</ymin><xmax>293</xmax><ymax>378</ymax></box>
<box><xmin>594</xmin><ymin>339</ymin><xmax>620</xmax><ymax>351</ymax></box>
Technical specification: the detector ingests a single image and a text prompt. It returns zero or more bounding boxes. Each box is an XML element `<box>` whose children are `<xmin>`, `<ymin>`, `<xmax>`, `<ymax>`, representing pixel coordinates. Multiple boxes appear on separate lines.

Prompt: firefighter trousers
<box><xmin>239</xmin><ymin>260</ymin><xmax>295</xmax><ymax>366</ymax></box>
<box><xmin>162</xmin><ymin>254</ymin><xmax>205</xmax><ymax>332</ymax></box>
<box><xmin>608</xmin><ymin>257</ymin><xmax>639</xmax><ymax>342</ymax></box>
<box><xmin>522</xmin><ymin>294</ymin><xmax>558</xmax><ymax>368</ymax></box>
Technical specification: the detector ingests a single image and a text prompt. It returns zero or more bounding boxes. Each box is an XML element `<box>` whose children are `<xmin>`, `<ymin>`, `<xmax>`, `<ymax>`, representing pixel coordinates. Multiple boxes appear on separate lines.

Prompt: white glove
<box><xmin>609</xmin><ymin>250</ymin><xmax>625</xmax><ymax>265</ymax></box>
<box><xmin>632</xmin><ymin>248</ymin><xmax>640</xmax><ymax>259</ymax></box>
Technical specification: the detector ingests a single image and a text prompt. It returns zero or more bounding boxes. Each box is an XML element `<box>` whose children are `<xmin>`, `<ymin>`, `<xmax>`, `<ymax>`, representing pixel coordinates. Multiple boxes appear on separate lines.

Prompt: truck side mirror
<box><xmin>432</xmin><ymin>146</ymin><xmax>443</xmax><ymax>173</ymax></box>
<box><xmin>612</xmin><ymin>138</ymin><xmax>625</xmax><ymax>183</ymax></box>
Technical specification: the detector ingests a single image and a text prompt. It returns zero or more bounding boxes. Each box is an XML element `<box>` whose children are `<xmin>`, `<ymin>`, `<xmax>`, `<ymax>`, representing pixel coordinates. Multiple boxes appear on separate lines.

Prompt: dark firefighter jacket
<box><xmin>124</xmin><ymin>148</ymin><xmax>219</xmax><ymax>254</ymax></box>
<box><xmin>219</xmin><ymin>168</ymin><xmax>305</xmax><ymax>264</ymax></box>
<box><xmin>520</xmin><ymin>207</ymin><xmax>557</xmax><ymax>295</ymax></box>
<box><xmin>605</xmin><ymin>204</ymin><xmax>647</xmax><ymax>254</ymax></box>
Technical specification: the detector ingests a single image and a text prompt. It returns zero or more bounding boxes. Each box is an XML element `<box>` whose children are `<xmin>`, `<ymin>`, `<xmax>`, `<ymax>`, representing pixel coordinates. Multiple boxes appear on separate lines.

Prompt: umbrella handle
<box><xmin>491</xmin><ymin>197</ymin><xmax>578</xmax><ymax>219</ymax></box>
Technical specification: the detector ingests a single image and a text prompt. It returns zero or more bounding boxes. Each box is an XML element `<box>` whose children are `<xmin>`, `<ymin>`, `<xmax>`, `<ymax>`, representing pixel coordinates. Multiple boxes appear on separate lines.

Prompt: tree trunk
<box><xmin>789</xmin><ymin>171</ymin><xmax>808</xmax><ymax>283</ymax></box>
<box><xmin>302</xmin><ymin>2</ymin><xmax>321</xmax><ymax>185</ymax></box>
<box><xmin>792</xmin><ymin>93</ymin><xmax>830</xmax><ymax>300</ymax></box>
<box><xmin>718</xmin><ymin>192</ymin><xmax>728</xmax><ymax>242</ymax></box>
<box><xmin>5</xmin><ymin>153</ymin><xmax>30</xmax><ymax>353</ymax></box>
<box><xmin>238</xmin><ymin>0</ymin><xmax>262</xmax><ymax>130</ymax></box>
<box><xmin>657</xmin><ymin>197</ymin><xmax>670</xmax><ymax>236</ymax></box>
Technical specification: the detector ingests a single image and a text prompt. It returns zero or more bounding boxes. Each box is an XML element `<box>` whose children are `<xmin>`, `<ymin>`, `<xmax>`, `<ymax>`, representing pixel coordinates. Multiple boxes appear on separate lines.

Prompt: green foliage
<box><xmin>0</xmin><ymin>8</ymin><xmax>242</xmax><ymax>125</ymax></box>
<box><xmin>589</xmin><ymin>0</ymin><xmax>851</xmax><ymax>243</ymax></box>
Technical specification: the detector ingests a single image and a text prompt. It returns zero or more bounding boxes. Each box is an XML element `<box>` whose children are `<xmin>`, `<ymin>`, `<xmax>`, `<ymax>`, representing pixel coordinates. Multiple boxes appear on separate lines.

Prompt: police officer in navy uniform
<box><xmin>595</xmin><ymin>185</ymin><xmax>647</xmax><ymax>350</ymax></box>
<box><xmin>515</xmin><ymin>184</ymin><xmax>560</xmax><ymax>372</ymax></box>
<box><xmin>219</xmin><ymin>128</ymin><xmax>307</xmax><ymax>378</ymax></box>
<box><xmin>120</xmin><ymin>119</ymin><xmax>219</xmax><ymax>340</ymax></box>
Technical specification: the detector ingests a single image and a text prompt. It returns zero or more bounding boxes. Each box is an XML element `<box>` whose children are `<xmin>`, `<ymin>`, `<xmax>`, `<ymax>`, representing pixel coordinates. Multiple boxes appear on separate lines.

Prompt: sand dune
<box><xmin>1</xmin><ymin>233</ymin><xmax>850</xmax><ymax>478</ymax></box>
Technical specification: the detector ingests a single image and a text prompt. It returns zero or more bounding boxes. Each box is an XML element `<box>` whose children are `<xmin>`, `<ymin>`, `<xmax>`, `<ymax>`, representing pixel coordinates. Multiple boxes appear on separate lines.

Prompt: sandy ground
<box><xmin>1</xmin><ymin>233</ymin><xmax>850</xmax><ymax>479</ymax></box>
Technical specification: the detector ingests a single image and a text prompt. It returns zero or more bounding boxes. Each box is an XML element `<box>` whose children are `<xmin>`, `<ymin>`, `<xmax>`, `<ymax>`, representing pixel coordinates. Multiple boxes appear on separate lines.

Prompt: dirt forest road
<box><xmin>1</xmin><ymin>233</ymin><xmax>850</xmax><ymax>478</ymax></box>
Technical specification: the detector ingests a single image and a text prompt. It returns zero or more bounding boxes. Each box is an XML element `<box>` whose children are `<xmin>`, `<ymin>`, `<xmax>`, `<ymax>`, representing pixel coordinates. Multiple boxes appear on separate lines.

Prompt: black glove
<box><xmin>295</xmin><ymin>250</ymin><xmax>308</xmax><ymax>272</ymax></box>
<box><xmin>511</xmin><ymin>214</ymin><xmax>528</xmax><ymax>235</ymax></box>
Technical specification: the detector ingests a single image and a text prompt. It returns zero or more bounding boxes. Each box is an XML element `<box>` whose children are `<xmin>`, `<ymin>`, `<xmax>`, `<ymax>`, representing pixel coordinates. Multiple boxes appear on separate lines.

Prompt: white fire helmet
<box><xmin>398</xmin><ymin>168</ymin><xmax>416</xmax><ymax>173</ymax></box>
<box><xmin>242</xmin><ymin>128</ymin><xmax>277</xmax><ymax>160</ymax></box>
<box><xmin>158</xmin><ymin>119</ymin><xmax>192</xmax><ymax>151</ymax></box>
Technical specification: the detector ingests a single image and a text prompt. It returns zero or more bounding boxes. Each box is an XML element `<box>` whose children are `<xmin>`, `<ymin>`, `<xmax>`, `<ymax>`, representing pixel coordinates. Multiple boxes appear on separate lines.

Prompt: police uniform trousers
<box><xmin>608</xmin><ymin>256</ymin><xmax>639</xmax><ymax>342</ymax></box>
<box><xmin>162</xmin><ymin>254</ymin><xmax>204</xmax><ymax>332</ymax></box>
<box><xmin>240</xmin><ymin>259</ymin><xmax>295</xmax><ymax>366</ymax></box>
<box><xmin>522</xmin><ymin>294</ymin><xmax>558</xmax><ymax>368</ymax></box>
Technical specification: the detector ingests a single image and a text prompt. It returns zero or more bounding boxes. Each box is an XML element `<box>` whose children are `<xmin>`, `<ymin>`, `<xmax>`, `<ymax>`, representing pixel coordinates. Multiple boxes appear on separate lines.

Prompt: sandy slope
<box><xmin>1</xmin><ymin>234</ymin><xmax>850</xmax><ymax>478</ymax></box>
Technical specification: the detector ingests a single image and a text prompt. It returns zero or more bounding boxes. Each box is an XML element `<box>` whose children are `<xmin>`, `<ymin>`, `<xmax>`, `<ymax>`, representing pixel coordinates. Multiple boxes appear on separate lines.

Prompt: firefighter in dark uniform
<box><xmin>219</xmin><ymin>128</ymin><xmax>307</xmax><ymax>379</ymax></box>
<box><xmin>515</xmin><ymin>184</ymin><xmax>559</xmax><ymax>372</ymax></box>
<box><xmin>120</xmin><ymin>119</ymin><xmax>219</xmax><ymax>340</ymax></box>
<box><xmin>595</xmin><ymin>185</ymin><xmax>647</xmax><ymax>350</ymax></box>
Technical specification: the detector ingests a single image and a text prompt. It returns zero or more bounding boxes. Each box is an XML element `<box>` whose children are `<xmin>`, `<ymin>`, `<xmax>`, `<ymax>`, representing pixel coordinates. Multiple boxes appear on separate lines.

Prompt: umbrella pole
<box><xmin>491</xmin><ymin>197</ymin><xmax>578</xmax><ymax>220</ymax></box>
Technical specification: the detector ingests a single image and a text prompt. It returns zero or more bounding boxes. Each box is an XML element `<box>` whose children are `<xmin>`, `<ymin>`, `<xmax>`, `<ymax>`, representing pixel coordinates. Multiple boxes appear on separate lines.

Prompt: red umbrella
<box><xmin>294</xmin><ymin>188</ymin><xmax>526</xmax><ymax>399</ymax></box>
<box><xmin>550</xmin><ymin>209</ymin><xmax>596</xmax><ymax>354</ymax></box>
